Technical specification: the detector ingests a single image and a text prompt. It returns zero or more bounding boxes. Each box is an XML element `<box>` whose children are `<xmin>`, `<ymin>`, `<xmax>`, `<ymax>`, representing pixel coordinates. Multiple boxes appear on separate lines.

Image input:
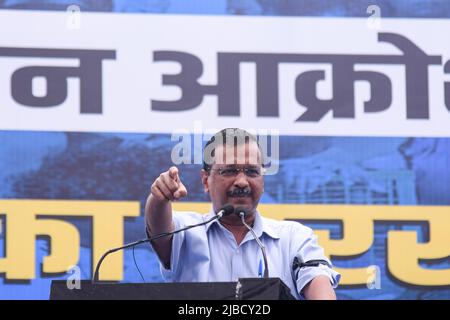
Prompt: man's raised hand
<box><xmin>150</xmin><ymin>166</ymin><xmax>187</xmax><ymax>202</ymax></box>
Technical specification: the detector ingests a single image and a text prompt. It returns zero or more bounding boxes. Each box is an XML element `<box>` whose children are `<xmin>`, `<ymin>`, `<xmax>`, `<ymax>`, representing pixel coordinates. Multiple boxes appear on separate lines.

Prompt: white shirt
<box><xmin>152</xmin><ymin>209</ymin><xmax>341</xmax><ymax>299</ymax></box>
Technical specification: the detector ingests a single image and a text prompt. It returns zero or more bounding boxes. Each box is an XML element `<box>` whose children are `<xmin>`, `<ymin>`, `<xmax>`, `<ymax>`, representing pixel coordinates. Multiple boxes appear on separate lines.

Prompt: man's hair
<box><xmin>203</xmin><ymin>128</ymin><xmax>261</xmax><ymax>172</ymax></box>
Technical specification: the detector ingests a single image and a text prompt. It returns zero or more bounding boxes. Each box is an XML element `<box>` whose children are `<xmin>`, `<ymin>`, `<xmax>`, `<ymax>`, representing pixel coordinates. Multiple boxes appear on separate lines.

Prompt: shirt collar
<box><xmin>204</xmin><ymin>207</ymin><xmax>281</xmax><ymax>240</ymax></box>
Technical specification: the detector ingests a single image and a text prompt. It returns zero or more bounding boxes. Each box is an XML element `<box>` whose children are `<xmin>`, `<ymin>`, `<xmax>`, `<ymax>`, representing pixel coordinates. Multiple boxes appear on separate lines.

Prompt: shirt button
<box><xmin>236</xmin><ymin>249</ymin><xmax>240</xmax><ymax>254</ymax></box>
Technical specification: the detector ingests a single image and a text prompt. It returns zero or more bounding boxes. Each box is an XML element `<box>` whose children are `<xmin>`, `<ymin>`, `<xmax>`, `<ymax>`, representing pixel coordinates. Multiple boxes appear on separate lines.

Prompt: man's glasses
<box><xmin>209</xmin><ymin>166</ymin><xmax>263</xmax><ymax>178</ymax></box>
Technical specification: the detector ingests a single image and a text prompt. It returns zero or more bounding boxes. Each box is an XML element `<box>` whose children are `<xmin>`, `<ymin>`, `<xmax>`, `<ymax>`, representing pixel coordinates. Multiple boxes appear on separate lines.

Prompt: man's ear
<box><xmin>200</xmin><ymin>169</ymin><xmax>209</xmax><ymax>193</ymax></box>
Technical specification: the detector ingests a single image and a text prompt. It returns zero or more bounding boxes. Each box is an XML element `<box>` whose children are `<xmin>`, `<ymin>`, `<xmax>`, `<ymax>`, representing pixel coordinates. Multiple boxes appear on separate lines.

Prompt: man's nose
<box><xmin>233</xmin><ymin>171</ymin><xmax>250</xmax><ymax>188</ymax></box>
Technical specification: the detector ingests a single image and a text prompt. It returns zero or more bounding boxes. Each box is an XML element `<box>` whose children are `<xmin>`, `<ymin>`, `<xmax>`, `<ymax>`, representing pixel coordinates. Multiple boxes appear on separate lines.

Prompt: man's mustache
<box><xmin>226</xmin><ymin>188</ymin><xmax>252</xmax><ymax>197</ymax></box>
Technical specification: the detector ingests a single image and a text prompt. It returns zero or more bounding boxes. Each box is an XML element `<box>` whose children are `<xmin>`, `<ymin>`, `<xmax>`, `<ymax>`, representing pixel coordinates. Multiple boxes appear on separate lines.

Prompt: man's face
<box><xmin>201</xmin><ymin>141</ymin><xmax>264</xmax><ymax>214</ymax></box>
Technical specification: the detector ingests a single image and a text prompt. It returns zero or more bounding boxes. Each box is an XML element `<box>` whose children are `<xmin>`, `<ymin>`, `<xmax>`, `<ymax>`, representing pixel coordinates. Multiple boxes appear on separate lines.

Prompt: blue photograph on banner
<box><xmin>1</xmin><ymin>0</ymin><xmax>450</xmax><ymax>18</ymax></box>
<box><xmin>1</xmin><ymin>131</ymin><xmax>449</xmax><ymax>299</ymax></box>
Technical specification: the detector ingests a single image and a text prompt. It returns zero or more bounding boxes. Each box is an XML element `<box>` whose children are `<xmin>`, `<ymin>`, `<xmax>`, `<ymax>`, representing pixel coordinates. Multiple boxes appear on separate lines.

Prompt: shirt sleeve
<box><xmin>290</xmin><ymin>223</ymin><xmax>341</xmax><ymax>298</ymax></box>
<box><xmin>147</xmin><ymin>212</ymin><xmax>186</xmax><ymax>281</ymax></box>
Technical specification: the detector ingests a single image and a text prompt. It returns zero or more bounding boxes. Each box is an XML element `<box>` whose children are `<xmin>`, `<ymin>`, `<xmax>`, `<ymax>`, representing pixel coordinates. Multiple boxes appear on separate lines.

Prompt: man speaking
<box><xmin>145</xmin><ymin>128</ymin><xmax>340</xmax><ymax>299</ymax></box>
